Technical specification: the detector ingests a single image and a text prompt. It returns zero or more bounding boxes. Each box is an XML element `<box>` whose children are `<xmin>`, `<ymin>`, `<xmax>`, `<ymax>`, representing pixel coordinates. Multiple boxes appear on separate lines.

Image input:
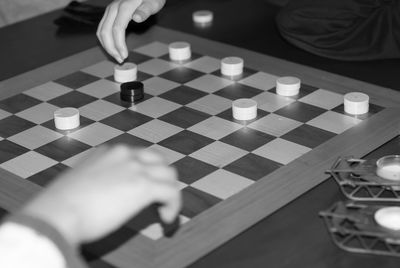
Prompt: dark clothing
<box><xmin>276</xmin><ymin>0</ymin><xmax>400</xmax><ymax>60</ymax></box>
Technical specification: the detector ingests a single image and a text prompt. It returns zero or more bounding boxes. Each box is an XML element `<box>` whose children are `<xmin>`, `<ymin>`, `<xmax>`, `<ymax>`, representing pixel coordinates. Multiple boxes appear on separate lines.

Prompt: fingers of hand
<box><xmin>150</xmin><ymin>181</ymin><xmax>182</xmax><ymax>223</ymax></box>
<box><xmin>132</xmin><ymin>0</ymin><xmax>165</xmax><ymax>22</ymax></box>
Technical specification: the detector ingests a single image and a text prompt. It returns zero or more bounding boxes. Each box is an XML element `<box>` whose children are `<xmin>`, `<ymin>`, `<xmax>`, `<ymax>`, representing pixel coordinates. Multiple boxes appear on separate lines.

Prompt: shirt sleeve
<box><xmin>0</xmin><ymin>213</ymin><xmax>87</xmax><ymax>268</ymax></box>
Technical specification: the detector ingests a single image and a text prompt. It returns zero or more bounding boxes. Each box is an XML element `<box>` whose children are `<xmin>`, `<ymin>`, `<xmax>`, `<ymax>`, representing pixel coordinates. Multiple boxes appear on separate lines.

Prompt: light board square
<box><xmin>68</xmin><ymin>122</ymin><xmax>123</xmax><ymax>146</ymax></box>
<box><xmin>239</xmin><ymin>72</ymin><xmax>278</xmax><ymax>91</ymax></box>
<box><xmin>185</xmin><ymin>74</ymin><xmax>234</xmax><ymax>93</ymax></box>
<box><xmin>143</xmin><ymin>77</ymin><xmax>180</xmax><ymax>95</ymax></box>
<box><xmin>77</xmin><ymin>79</ymin><xmax>119</xmax><ymax>98</ymax></box>
<box><xmin>0</xmin><ymin>109</ymin><xmax>11</xmax><ymax>120</ymax></box>
<box><xmin>191</xmin><ymin>169</ymin><xmax>254</xmax><ymax>200</ymax></box>
<box><xmin>252</xmin><ymin>138</ymin><xmax>311</xmax><ymax>165</ymax></box>
<box><xmin>248</xmin><ymin>113</ymin><xmax>302</xmax><ymax>137</ymax></box>
<box><xmin>139</xmin><ymin>58</ymin><xmax>178</xmax><ymax>76</ymax></box>
<box><xmin>24</xmin><ymin>82</ymin><xmax>72</xmax><ymax>101</ymax></box>
<box><xmin>188</xmin><ymin>117</ymin><xmax>242</xmax><ymax>140</ymax></box>
<box><xmin>253</xmin><ymin>91</ymin><xmax>296</xmax><ymax>112</ymax></box>
<box><xmin>134</xmin><ymin>41</ymin><xmax>169</xmax><ymax>57</ymax></box>
<box><xmin>81</xmin><ymin>60</ymin><xmax>115</xmax><ymax>78</ymax></box>
<box><xmin>8</xmin><ymin>125</ymin><xmax>63</xmax><ymax>150</ymax></box>
<box><xmin>79</xmin><ymin>100</ymin><xmax>125</xmax><ymax>121</ymax></box>
<box><xmin>16</xmin><ymin>103</ymin><xmax>59</xmax><ymax>124</ymax></box>
<box><xmin>128</xmin><ymin>119</ymin><xmax>183</xmax><ymax>143</ymax></box>
<box><xmin>184</xmin><ymin>56</ymin><xmax>221</xmax><ymax>73</ymax></box>
<box><xmin>299</xmin><ymin>89</ymin><xmax>343</xmax><ymax>110</ymax></box>
<box><xmin>0</xmin><ymin>151</ymin><xmax>57</xmax><ymax>179</ymax></box>
<box><xmin>307</xmin><ymin>111</ymin><xmax>362</xmax><ymax>134</ymax></box>
<box><xmin>145</xmin><ymin>144</ymin><xmax>185</xmax><ymax>165</ymax></box>
<box><xmin>187</xmin><ymin>94</ymin><xmax>232</xmax><ymax>115</ymax></box>
<box><xmin>131</xmin><ymin>97</ymin><xmax>181</xmax><ymax>118</ymax></box>
<box><xmin>62</xmin><ymin>148</ymin><xmax>96</xmax><ymax>168</ymax></box>
<box><xmin>190</xmin><ymin>141</ymin><xmax>247</xmax><ymax>168</ymax></box>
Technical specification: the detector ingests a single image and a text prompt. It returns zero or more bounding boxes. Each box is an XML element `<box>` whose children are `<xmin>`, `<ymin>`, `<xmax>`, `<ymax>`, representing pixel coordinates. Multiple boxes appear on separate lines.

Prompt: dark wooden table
<box><xmin>1</xmin><ymin>1</ymin><xmax>399</xmax><ymax>267</ymax></box>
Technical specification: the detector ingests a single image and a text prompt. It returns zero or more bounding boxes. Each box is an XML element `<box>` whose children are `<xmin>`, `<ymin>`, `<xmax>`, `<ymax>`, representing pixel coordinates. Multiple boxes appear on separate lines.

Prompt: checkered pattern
<box><xmin>0</xmin><ymin>41</ymin><xmax>384</xmax><ymax>241</ymax></box>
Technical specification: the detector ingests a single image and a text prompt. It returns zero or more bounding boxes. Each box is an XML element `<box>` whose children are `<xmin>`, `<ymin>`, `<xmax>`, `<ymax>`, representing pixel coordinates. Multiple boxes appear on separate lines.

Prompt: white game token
<box><xmin>232</xmin><ymin>98</ymin><xmax>257</xmax><ymax>121</ymax></box>
<box><xmin>276</xmin><ymin>76</ymin><xmax>301</xmax><ymax>96</ymax></box>
<box><xmin>193</xmin><ymin>10</ymin><xmax>213</xmax><ymax>24</ymax></box>
<box><xmin>374</xmin><ymin>207</ymin><xmax>400</xmax><ymax>231</ymax></box>
<box><xmin>169</xmin><ymin>42</ymin><xmax>191</xmax><ymax>61</ymax></box>
<box><xmin>54</xmin><ymin>107</ymin><xmax>80</xmax><ymax>130</ymax></box>
<box><xmin>344</xmin><ymin>92</ymin><xmax>369</xmax><ymax>115</ymax></box>
<box><xmin>114</xmin><ymin>62</ymin><xmax>137</xmax><ymax>83</ymax></box>
<box><xmin>221</xmin><ymin>57</ymin><xmax>244</xmax><ymax>76</ymax></box>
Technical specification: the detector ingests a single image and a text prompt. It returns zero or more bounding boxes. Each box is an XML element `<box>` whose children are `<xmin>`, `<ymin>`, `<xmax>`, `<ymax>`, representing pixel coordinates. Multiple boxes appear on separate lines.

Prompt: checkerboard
<box><xmin>0</xmin><ymin>30</ymin><xmax>397</xmax><ymax>268</ymax></box>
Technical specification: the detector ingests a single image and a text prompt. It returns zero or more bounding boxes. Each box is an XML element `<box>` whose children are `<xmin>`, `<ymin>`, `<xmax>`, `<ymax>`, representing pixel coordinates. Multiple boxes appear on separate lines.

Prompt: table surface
<box><xmin>1</xmin><ymin>0</ymin><xmax>400</xmax><ymax>267</ymax></box>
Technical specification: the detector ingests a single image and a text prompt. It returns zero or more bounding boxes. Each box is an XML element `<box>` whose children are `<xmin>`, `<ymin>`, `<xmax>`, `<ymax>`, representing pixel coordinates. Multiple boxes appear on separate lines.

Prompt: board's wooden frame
<box><xmin>0</xmin><ymin>27</ymin><xmax>399</xmax><ymax>268</ymax></box>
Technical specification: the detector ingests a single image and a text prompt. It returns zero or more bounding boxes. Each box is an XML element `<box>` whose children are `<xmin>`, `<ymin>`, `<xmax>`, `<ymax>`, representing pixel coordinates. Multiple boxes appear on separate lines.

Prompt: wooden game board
<box><xmin>0</xmin><ymin>26</ymin><xmax>399</xmax><ymax>268</ymax></box>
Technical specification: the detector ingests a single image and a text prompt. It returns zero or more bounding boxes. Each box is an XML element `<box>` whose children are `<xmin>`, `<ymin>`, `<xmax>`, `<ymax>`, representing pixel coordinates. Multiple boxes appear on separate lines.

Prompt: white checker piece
<box><xmin>144</xmin><ymin>144</ymin><xmax>185</xmax><ymax>165</ymax></box>
<box><xmin>77</xmin><ymin>79</ymin><xmax>119</xmax><ymax>98</ymax></box>
<box><xmin>67</xmin><ymin>122</ymin><xmax>123</xmax><ymax>146</ymax></box>
<box><xmin>190</xmin><ymin>141</ymin><xmax>247</xmax><ymax>168</ymax></box>
<box><xmin>8</xmin><ymin>125</ymin><xmax>63</xmax><ymax>150</ymax></box>
<box><xmin>191</xmin><ymin>169</ymin><xmax>254</xmax><ymax>200</ymax></box>
<box><xmin>62</xmin><ymin>148</ymin><xmax>97</xmax><ymax>168</ymax></box>
<box><xmin>307</xmin><ymin>111</ymin><xmax>362</xmax><ymax>134</ymax></box>
<box><xmin>16</xmin><ymin>103</ymin><xmax>59</xmax><ymax>124</ymax></box>
<box><xmin>185</xmin><ymin>74</ymin><xmax>233</xmax><ymax>93</ymax></box>
<box><xmin>138</xmin><ymin>58</ymin><xmax>178</xmax><ymax>76</ymax></box>
<box><xmin>248</xmin><ymin>113</ymin><xmax>302</xmax><ymax>137</ymax></box>
<box><xmin>81</xmin><ymin>60</ymin><xmax>115</xmax><ymax>78</ymax></box>
<box><xmin>252</xmin><ymin>91</ymin><xmax>296</xmax><ymax>112</ymax></box>
<box><xmin>299</xmin><ymin>89</ymin><xmax>344</xmax><ymax>110</ymax></box>
<box><xmin>131</xmin><ymin>97</ymin><xmax>181</xmax><ymax>118</ymax></box>
<box><xmin>140</xmin><ymin>215</ymin><xmax>189</xmax><ymax>240</ymax></box>
<box><xmin>143</xmin><ymin>77</ymin><xmax>180</xmax><ymax>96</ymax></box>
<box><xmin>133</xmin><ymin>41</ymin><xmax>169</xmax><ymax>57</ymax></box>
<box><xmin>188</xmin><ymin>117</ymin><xmax>242</xmax><ymax>140</ymax></box>
<box><xmin>187</xmin><ymin>94</ymin><xmax>232</xmax><ymax>115</ymax></box>
<box><xmin>0</xmin><ymin>151</ymin><xmax>57</xmax><ymax>179</ymax></box>
<box><xmin>252</xmin><ymin>138</ymin><xmax>311</xmax><ymax>165</ymax></box>
<box><xmin>239</xmin><ymin>72</ymin><xmax>279</xmax><ymax>91</ymax></box>
<box><xmin>23</xmin><ymin>82</ymin><xmax>72</xmax><ymax>101</ymax></box>
<box><xmin>128</xmin><ymin>119</ymin><xmax>183</xmax><ymax>143</ymax></box>
<box><xmin>0</xmin><ymin>109</ymin><xmax>11</xmax><ymax>120</ymax></box>
<box><xmin>184</xmin><ymin>56</ymin><xmax>221</xmax><ymax>73</ymax></box>
<box><xmin>79</xmin><ymin>100</ymin><xmax>125</xmax><ymax>121</ymax></box>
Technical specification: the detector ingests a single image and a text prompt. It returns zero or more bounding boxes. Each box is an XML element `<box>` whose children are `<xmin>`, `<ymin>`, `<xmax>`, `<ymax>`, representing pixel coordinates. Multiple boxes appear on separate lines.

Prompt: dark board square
<box><xmin>181</xmin><ymin>186</ymin><xmax>222</xmax><ymax>218</ymax></box>
<box><xmin>0</xmin><ymin>115</ymin><xmax>35</xmax><ymax>138</ymax></box>
<box><xmin>172</xmin><ymin>156</ymin><xmax>218</xmax><ymax>184</ymax></box>
<box><xmin>159</xmin><ymin>68</ymin><xmax>204</xmax><ymax>84</ymax></box>
<box><xmin>27</xmin><ymin>163</ymin><xmax>70</xmax><ymax>187</ymax></box>
<box><xmin>220</xmin><ymin>128</ymin><xmax>275</xmax><ymax>151</ymax></box>
<box><xmin>127</xmin><ymin>51</ymin><xmax>152</xmax><ymax>64</ymax></box>
<box><xmin>104</xmin><ymin>133</ymin><xmax>152</xmax><ymax>148</ymax></box>
<box><xmin>216</xmin><ymin>107</ymin><xmax>269</xmax><ymax>124</ymax></box>
<box><xmin>281</xmin><ymin>124</ymin><xmax>336</xmax><ymax>148</ymax></box>
<box><xmin>224</xmin><ymin>153</ymin><xmax>282</xmax><ymax>181</ymax></box>
<box><xmin>41</xmin><ymin>116</ymin><xmax>94</xmax><ymax>134</ymax></box>
<box><xmin>35</xmin><ymin>137</ymin><xmax>91</xmax><ymax>162</ymax></box>
<box><xmin>0</xmin><ymin>140</ymin><xmax>29</xmax><ymax>163</ymax></box>
<box><xmin>48</xmin><ymin>91</ymin><xmax>97</xmax><ymax>108</ymax></box>
<box><xmin>159</xmin><ymin>107</ymin><xmax>210</xmax><ymax>129</ymax></box>
<box><xmin>0</xmin><ymin>94</ymin><xmax>41</xmax><ymax>113</ymax></box>
<box><xmin>159</xmin><ymin>85</ymin><xmax>207</xmax><ymax>105</ymax></box>
<box><xmin>103</xmin><ymin>92</ymin><xmax>152</xmax><ymax>108</ymax></box>
<box><xmin>87</xmin><ymin>259</ymin><xmax>116</xmax><ymax>268</ymax></box>
<box><xmin>274</xmin><ymin>102</ymin><xmax>326</xmax><ymax>123</ymax></box>
<box><xmin>158</xmin><ymin>130</ymin><xmax>214</xmax><ymax>155</ymax></box>
<box><xmin>101</xmin><ymin>110</ymin><xmax>152</xmax><ymax>131</ymax></box>
<box><xmin>212</xmin><ymin>67</ymin><xmax>258</xmax><ymax>81</ymax></box>
<box><xmin>214</xmin><ymin>83</ymin><xmax>263</xmax><ymax>100</ymax></box>
<box><xmin>270</xmin><ymin>83</ymin><xmax>318</xmax><ymax>99</ymax></box>
<box><xmin>54</xmin><ymin>71</ymin><xmax>100</xmax><ymax>89</ymax></box>
<box><xmin>331</xmin><ymin>103</ymin><xmax>385</xmax><ymax>120</ymax></box>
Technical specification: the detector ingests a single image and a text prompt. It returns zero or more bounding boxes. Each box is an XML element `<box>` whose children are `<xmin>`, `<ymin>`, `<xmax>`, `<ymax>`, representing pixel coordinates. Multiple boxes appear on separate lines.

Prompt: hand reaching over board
<box><xmin>21</xmin><ymin>145</ymin><xmax>181</xmax><ymax>246</ymax></box>
<box><xmin>97</xmin><ymin>0</ymin><xmax>166</xmax><ymax>63</ymax></box>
